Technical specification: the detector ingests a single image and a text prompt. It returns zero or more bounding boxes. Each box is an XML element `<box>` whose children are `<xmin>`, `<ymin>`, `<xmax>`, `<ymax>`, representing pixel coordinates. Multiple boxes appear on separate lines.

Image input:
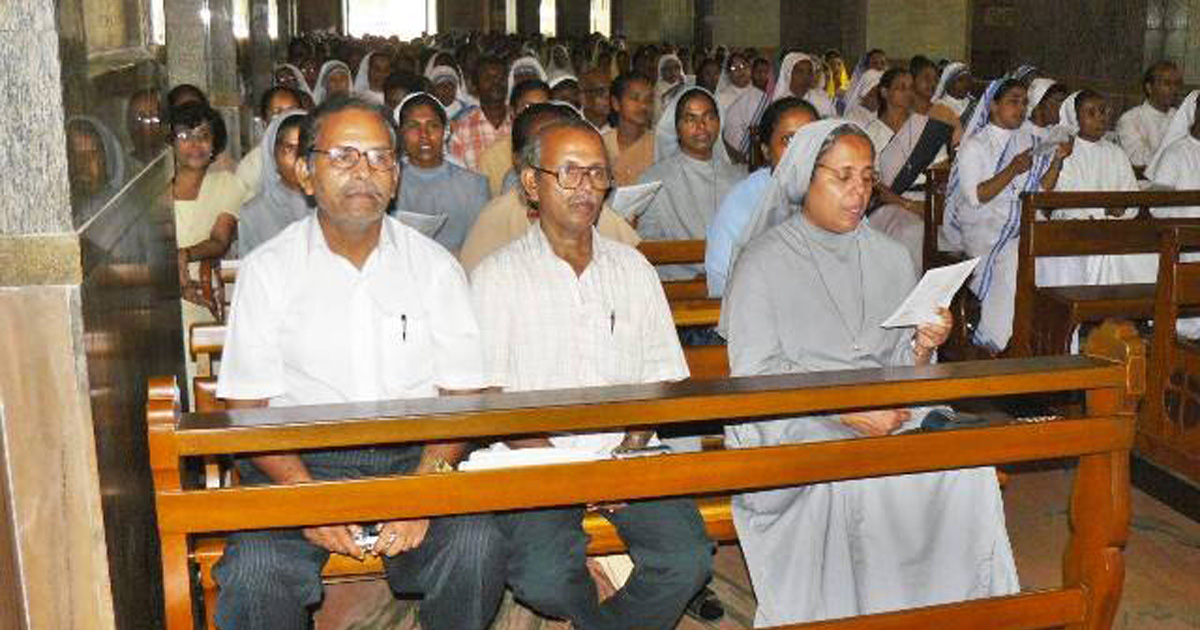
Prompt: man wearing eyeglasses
<box><xmin>469</xmin><ymin>118</ymin><xmax>713</xmax><ymax>630</ymax></box>
<box><xmin>213</xmin><ymin>95</ymin><xmax>505</xmax><ymax>630</ymax></box>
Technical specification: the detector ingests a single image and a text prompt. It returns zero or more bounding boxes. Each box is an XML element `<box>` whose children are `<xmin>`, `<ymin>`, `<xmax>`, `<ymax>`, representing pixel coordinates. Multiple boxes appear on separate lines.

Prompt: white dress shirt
<box><xmin>217</xmin><ymin>214</ymin><xmax>487</xmax><ymax>415</ymax></box>
<box><xmin>470</xmin><ymin>223</ymin><xmax>689</xmax><ymax>454</ymax></box>
<box><xmin>1116</xmin><ymin>100</ymin><xmax>1175</xmax><ymax>167</ymax></box>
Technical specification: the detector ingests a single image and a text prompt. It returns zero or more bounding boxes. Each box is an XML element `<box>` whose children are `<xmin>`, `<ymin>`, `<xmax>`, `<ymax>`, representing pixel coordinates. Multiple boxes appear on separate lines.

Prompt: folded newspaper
<box><xmin>395</xmin><ymin>211</ymin><xmax>448</xmax><ymax>238</ymax></box>
<box><xmin>609</xmin><ymin>181</ymin><xmax>663</xmax><ymax>222</ymax></box>
<box><xmin>881</xmin><ymin>257</ymin><xmax>980</xmax><ymax>328</ymax></box>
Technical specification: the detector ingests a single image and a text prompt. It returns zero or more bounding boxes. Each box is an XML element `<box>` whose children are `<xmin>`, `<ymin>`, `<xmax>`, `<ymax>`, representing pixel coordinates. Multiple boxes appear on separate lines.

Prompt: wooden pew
<box><xmin>922</xmin><ymin>162</ymin><xmax>979</xmax><ymax>360</ymax></box>
<box><xmin>1141</xmin><ymin>226</ymin><xmax>1200</xmax><ymax>487</ymax></box>
<box><xmin>637</xmin><ymin>239</ymin><xmax>711</xmax><ymax>301</ymax></box>
<box><xmin>1010</xmin><ymin>190</ymin><xmax>1200</xmax><ymax>357</ymax></box>
<box><xmin>150</xmin><ymin>322</ymin><xmax>1142</xmax><ymax>630</ymax></box>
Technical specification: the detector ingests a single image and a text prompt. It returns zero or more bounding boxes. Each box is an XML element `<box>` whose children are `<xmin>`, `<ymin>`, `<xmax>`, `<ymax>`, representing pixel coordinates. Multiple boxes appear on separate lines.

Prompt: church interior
<box><xmin>4</xmin><ymin>1</ymin><xmax>1200</xmax><ymax>629</ymax></box>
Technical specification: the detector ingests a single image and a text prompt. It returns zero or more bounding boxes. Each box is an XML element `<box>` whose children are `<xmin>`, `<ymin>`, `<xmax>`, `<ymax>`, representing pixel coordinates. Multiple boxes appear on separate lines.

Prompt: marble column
<box><xmin>165</xmin><ymin>0</ymin><xmax>212</xmax><ymax>92</ymax></box>
<box><xmin>0</xmin><ymin>2</ymin><xmax>118</xmax><ymax>630</ymax></box>
<box><xmin>249</xmin><ymin>0</ymin><xmax>276</xmax><ymax>115</ymax></box>
<box><xmin>165</xmin><ymin>0</ymin><xmax>243</xmax><ymax>158</ymax></box>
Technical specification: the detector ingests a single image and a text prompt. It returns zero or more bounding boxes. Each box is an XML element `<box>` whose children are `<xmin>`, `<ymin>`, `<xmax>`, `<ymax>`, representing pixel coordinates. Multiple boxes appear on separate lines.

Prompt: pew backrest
<box><xmin>1143</xmin><ymin>227</ymin><xmax>1200</xmax><ymax>484</ymax></box>
<box><xmin>1010</xmin><ymin>190</ymin><xmax>1200</xmax><ymax>356</ymax></box>
<box><xmin>150</xmin><ymin>321</ymin><xmax>1143</xmax><ymax>630</ymax></box>
<box><xmin>923</xmin><ymin>161</ymin><xmax>953</xmax><ymax>272</ymax></box>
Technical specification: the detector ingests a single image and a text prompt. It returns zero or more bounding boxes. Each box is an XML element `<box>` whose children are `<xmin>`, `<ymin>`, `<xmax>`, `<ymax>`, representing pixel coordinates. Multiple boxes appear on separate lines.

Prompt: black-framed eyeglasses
<box><xmin>531</xmin><ymin>164</ymin><xmax>613</xmax><ymax>191</ymax></box>
<box><xmin>815</xmin><ymin>163</ymin><xmax>880</xmax><ymax>187</ymax></box>
<box><xmin>310</xmin><ymin>146</ymin><xmax>398</xmax><ymax>171</ymax></box>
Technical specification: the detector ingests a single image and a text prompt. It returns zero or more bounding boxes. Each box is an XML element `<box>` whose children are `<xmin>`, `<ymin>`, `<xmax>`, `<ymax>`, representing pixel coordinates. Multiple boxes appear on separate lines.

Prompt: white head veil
<box><xmin>547</xmin><ymin>44</ymin><xmax>575</xmax><ymax>81</ymax></box>
<box><xmin>274</xmin><ymin>63</ymin><xmax>314</xmax><ymax>101</ymax></box>
<box><xmin>933</xmin><ymin>62</ymin><xmax>969</xmax><ymax>101</ymax></box>
<box><xmin>1056</xmin><ymin>90</ymin><xmax>1081</xmax><ymax>135</ymax></box>
<box><xmin>1146</xmin><ymin>89</ymin><xmax>1200</xmax><ymax>179</ymax></box>
<box><xmin>1025</xmin><ymin>78</ymin><xmax>1057</xmax><ymax>119</ymax></box>
<box><xmin>723</xmin><ymin>118</ymin><xmax>856</xmax><ymax>289</ymax></box>
<box><xmin>313</xmin><ymin>60</ymin><xmax>352</xmax><ymax>104</ymax></box>
<box><xmin>772</xmin><ymin>52</ymin><xmax>815</xmax><ymax>102</ymax></box>
<box><xmin>655</xmin><ymin>53</ymin><xmax>685</xmax><ymax>100</ymax></box>
<box><xmin>353</xmin><ymin>51</ymin><xmax>380</xmax><ymax>95</ymax></box>
<box><xmin>655</xmin><ymin>85</ymin><xmax>729</xmax><ymax>164</ymax></box>
<box><xmin>508</xmin><ymin>56</ymin><xmax>549</xmax><ymax>102</ymax></box>
<box><xmin>843</xmin><ymin>68</ymin><xmax>883</xmax><ymax>121</ymax></box>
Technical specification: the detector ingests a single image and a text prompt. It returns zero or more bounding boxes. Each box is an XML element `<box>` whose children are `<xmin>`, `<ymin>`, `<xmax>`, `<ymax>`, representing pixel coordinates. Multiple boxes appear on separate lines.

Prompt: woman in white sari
<box><xmin>933</xmin><ymin>62</ymin><xmax>972</xmax><ymax>119</ymax></box>
<box><xmin>721</xmin><ymin>119</ymin><xmax>1017</xmax><ymax>626</ymax></box>
<box><xmin>842</xmin><ymin>68</ymin><xmax>883</xmax><ymax>127</ymax></box>
<box><xmin>715</xmin><ymin>51</ymin><xmax>754</xmax><ymax>115</ymax></box>
<box><xmin>863</xmin><ymin>68</ymin><xmax>954</xmax><ymax>269</ymax></box>
<box><xmin>773</xmin><ymin>52</ymin><xmax>836</xmax><ymax>118</ymax></box>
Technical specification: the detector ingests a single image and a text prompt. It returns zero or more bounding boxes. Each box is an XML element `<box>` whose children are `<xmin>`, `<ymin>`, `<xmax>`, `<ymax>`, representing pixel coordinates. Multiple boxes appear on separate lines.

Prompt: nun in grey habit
<box><xmin>238</xmin><ymin>110</ymin><xmax>311</xmax><ymax>256</ymax></box>
<box><xmin>637</xmin><ymin>86</ymin><xmax>745</xmax><ymax>279</ymax></box>
<box><xmin>392</xmin><ymin>92</ymin><xmax>489</xmax><ymax>254</ymax></box>
<box><xmin>720</xmin><ymin>119</ymin><xmax>1018</xmax><ymax>627</ymax></box>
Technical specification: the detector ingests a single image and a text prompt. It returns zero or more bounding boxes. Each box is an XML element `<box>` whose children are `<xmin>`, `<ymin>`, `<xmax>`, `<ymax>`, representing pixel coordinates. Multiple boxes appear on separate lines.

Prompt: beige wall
<box><xmin>623</xmin><ymin>0</ymin><xmax>694</xmax><ymax>45</ymax></box>
<box><xmin>710</xmin><ymin>0</ymin><xmax>779</xmax><ymax>50</ymax></box>
<box><xmin>866</xmin><ymin>0</ymin><xmax>969</xmax><ymax>63</ymax></box>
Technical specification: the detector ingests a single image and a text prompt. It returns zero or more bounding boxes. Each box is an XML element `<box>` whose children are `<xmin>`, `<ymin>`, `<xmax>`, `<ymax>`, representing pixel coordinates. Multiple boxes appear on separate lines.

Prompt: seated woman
<box><xmin>933</xmin><ymin>62</ymin><xmax>973</xmax><ymax>120</ymax></box>
<box><xmin>171</xmin><ymin>102</ymin><xmax>245</xmax><ymax>401</ymax></box>
<box><xmin>458</xmin><ymin>103</ymin><xmax>638</xmax><ymax>273</ymax></box>
<box><xmin>705</xmin><ymin>97</ymin><xmax>818</xmax><ymax>297</ymax></box>
<box><xmin>863</xmin><ymin>68</ymin><xmax>954</xmax><ymax>269</ymax></box>
<box><xmin>842</xmin><ymin>68</ymin><xmax>883</xmax><ymax>127</ymax></box>
<box><xmin>393</xmin><ymin>92</ymin><xmax>489</xmax><ymax>254</ymax></box>
<box><xmin>637</xmin><ymin>86</ymin><xmax>745</xmax><ymax>279</ymax></box>
<box><xmin>238</xmin><ymin>110</ymin><xmax>309</xmax><ymax>256</ymax></box>
<box><xmin>1023</xmin><ymin>78</ymin><xmax>1070</xmax><ymax>140</ymax></box>
<box><xmin>909</xmin><ymin>55</ymin><xmax>963</xmax><ymax>145</ymax></box>
<box><xmin>721</xmin><ymin>119</ymin><xmax>1017</xmax><ymax>626</ymax></box>
<box><xmin>312</xmin><ymin>60</ymin><xmax>352</xmax><ymax>104</ymax></box>
<box><xmin>602</xmin><ymin>72</ymin><xmax>657</xmax><ymax>186</ymax></box>
<box><xmin>942</xmin><ymin>79</ymin><xmax>1071</xmax><ymax>352</ymax></box>
<box><xmin>236</xmin><ymin>86</ymin><xmax>306</xmax><ymax>198</ymax></box>
<box><xmin>773</xmin><ymin>52</ymin><xmax>836</xmax><ymax>117</ymax></box>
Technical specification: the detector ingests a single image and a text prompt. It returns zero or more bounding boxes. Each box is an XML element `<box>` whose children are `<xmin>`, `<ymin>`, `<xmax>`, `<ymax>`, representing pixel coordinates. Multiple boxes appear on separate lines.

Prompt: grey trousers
<box><xmin>497</xmin><ymin>498</ymin><xmax>713</xmax><ymax>630</ymax></box>
<box><xmin>213</xmin><ymin>447</ymin><xmax>506</xmax><ymax>630</ymax></box>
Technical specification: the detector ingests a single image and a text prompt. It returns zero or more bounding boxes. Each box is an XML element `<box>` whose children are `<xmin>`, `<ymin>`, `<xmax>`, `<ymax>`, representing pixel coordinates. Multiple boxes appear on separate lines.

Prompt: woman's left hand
<box><xmin>914</xmin><ymin>307</ymin><xmax>953</xmax><ymax>364</ymax></box>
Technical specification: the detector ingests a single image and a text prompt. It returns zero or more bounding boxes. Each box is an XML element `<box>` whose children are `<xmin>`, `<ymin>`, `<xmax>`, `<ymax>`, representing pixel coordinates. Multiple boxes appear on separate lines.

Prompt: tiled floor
<box><xmin>315</xmin><ymin>466</ymin><xmax>1200</xmax><ymax>629</ymax></box>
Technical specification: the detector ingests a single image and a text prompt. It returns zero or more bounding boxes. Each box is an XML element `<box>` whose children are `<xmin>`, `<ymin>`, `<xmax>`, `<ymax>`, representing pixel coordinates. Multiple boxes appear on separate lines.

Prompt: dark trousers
<box><xmin>213</xmin><ymin>447</ymin><xmax>506</xmax><ymax>630</ymax></box>
<box><xmin>497</xmin><ymin>497</ymin><xmax>713</xmax><ymax>630</ymax></box>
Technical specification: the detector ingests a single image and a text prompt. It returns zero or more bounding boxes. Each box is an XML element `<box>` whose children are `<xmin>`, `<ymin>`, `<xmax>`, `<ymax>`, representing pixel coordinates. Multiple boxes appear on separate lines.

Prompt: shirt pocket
<box><xmin>379</xmin><ymin>311</ymin><xmax>434</xmax><ymax>398</ymax></box>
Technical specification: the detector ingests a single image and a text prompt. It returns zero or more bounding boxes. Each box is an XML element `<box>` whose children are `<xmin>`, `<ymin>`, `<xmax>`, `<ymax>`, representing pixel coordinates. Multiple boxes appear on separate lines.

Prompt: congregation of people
<box><xmin>142</xmin><ymin>27</ymin><xmax>1200</xmax><ymax>629</ymax></box>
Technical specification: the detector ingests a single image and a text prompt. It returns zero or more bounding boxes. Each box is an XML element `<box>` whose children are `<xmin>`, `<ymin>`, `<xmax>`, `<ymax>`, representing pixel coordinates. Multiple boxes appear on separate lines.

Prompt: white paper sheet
<box><xmin>395</xmin><ymin>211</ymin><xmax>448</xmax><ymax>238</ymax></box>
<box><xmin>457</xmin><ymin>447</ymin><xmax>608</xmax><ymax>471</ymax></box>
<box><xmin>609</xmin><ymin>181</ymin><xmax>663</xmax><ymax>221</ymax></box>
<box><xmin>881</xmin><ymin>257</ymin><xmax>980</xmax><ymax>328</ymax></box>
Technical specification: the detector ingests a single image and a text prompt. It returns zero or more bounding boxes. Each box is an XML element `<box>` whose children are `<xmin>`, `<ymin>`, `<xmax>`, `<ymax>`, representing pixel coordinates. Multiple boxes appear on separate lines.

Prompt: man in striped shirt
<box><xmin>470</xmin><ymin>119</ymin><xmax>713</xmax><ymax>629</ymax></box>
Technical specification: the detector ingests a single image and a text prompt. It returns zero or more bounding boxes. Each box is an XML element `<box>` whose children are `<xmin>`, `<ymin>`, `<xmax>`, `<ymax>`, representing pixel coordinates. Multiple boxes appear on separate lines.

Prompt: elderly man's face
<box><xmin>298</xmin><ymin>108</ymin><xmax>398</xmax><ymax>232</ymax></box>
<box><xmin>523</xmin><ymin>126</ymin><xmax>609</xmax><ymax>236</ymax></box>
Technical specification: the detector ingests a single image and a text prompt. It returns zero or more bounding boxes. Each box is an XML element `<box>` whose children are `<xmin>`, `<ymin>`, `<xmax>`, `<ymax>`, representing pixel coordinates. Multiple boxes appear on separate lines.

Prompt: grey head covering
<box><xmin>66</xmin><ymin>115</ymin><xmax>127</xmax><ymax>196</ymax></box>
<box><xmin>725</xmin><ymin>118</ymin><xmax>857</xmax><ymax>282</ymax></box>
<box><xmin>313</xmin><ymin>60</ymin><xmax>351</xmax><ymax>104</ymax></box>
<box><xmin>654</xmin><ymin>85</ymin><xmax>730</xmax><ymax>163</ymax></box>
<box><xmin>238</xmin><ymin>110</ymin><xmax>310</xmax><ymax>256</ymax></box>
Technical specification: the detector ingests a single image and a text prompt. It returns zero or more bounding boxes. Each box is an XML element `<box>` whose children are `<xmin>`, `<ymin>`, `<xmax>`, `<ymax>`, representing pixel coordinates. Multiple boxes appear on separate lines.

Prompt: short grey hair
<box><xmin>516</xmin><ymin>118</ymin><xmax>605</xmax><ymax>174</ymax></box>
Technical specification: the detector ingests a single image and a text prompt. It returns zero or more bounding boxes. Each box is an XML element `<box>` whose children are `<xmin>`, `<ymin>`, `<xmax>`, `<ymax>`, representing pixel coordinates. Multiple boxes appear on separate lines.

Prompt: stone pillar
<box><xmin>0</xmin><ymin>2</ymin><xmax>118</xmax><ymax>630</ymax></box>
<box><xmin>249</xmin><ymin>0</ymin><xmax>276</xmax><ymax>115</ymax></box>
<box><xmin>165</xmin><ymin>0</ymin><xmax>212</xmax><ymax>91</ymax></box>
<box><xmin>516</xmin><ymin>0</ymin><xmax>541</xmax><ymax>36</ymax></box>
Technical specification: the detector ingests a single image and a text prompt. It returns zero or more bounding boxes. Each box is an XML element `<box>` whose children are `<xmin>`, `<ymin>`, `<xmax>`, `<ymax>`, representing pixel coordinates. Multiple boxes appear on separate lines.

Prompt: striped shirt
<box><xmin>469</xmin><ymin>223</ymin><xmax>688</xmax><ymax>453</ymax></box>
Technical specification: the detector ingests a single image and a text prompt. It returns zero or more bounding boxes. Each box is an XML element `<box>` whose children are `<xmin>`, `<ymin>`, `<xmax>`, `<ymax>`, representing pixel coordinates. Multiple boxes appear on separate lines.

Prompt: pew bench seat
<box><xmin>192</xmin><ymin>495</ymin><xmax>736</xmax><ymax>592</ymax></box>
<box><xmin>1033</xmin><ymin>283</ymin><xmax>1158</xmax><ymax>355</ymax></box>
